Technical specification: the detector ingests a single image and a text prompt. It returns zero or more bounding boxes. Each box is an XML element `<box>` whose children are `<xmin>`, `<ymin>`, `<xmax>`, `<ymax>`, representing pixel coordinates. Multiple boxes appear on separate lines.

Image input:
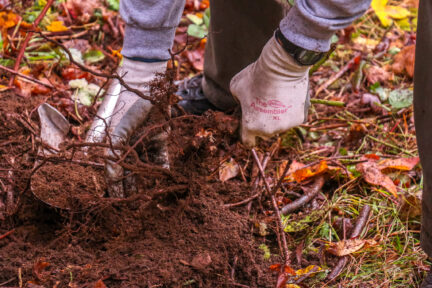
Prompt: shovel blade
<box><xmin>37</xmin><ymin>103</ymin><xmax>70</xmax><ymax>154</ymax></box>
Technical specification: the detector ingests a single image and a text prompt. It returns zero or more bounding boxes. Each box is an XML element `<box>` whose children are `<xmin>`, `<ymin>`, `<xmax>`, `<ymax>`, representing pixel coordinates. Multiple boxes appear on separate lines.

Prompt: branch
<box><xmin>251</xmin><ymin>148</ymin><xmax>291</xmax><ymax>266</ymax></box>
<box><xmin>0</xmin><ymin>64</ymin><xmax>54</xmax><ymax>89</ymax></box>
<box><xmin>36</xmin><ymin>32</ymin><xmax>155</xmax><ymax>104</ymax></box>
<box><xmin>327</xmin><ymin>205</ymin><xmax>371</xmax><ymax>281</ymax></box>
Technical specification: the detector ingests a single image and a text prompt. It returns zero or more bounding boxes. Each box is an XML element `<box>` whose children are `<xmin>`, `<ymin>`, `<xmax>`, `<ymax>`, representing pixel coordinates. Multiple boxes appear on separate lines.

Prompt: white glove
<box><xmin>230</xmin><ymin>36</ymin><xmax>310</xmax><ymax>147</ymax></box>
<box><xmin>106</xmin><ymin>58</ymin><xmax>169</xmax><ymax>198</ymax></box>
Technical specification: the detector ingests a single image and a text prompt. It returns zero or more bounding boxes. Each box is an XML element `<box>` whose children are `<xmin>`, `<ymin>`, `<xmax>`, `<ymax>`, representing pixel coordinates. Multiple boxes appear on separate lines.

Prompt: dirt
<box><xmin>31</xmin><ymin>162</ymin><xmax>106</xmax><ymax>209</ymax></box>
<box><xmin>0</xmin><ymin>90</ymin><xmax>277</xmax><ymax>287</ymax></box>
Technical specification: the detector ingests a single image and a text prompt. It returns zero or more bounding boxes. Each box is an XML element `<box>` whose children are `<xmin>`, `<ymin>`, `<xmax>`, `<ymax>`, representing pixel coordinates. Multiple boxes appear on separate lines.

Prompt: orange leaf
<box><xmin>290</xmin><ymin>161</ymin><xmax>328</xmax><ymax>183</ymax></box>
<box><xmin>378</xmin><ymin>157</ymin><xmax>420</xmax><ymax>171</ymax></box>
<box><xmin>391</xmin><ymin>45</ymin><xmax>415</xmax><ymax>78</ymax></box>
<box><xmin>94</xmin><ymin>280</ymin><xmax>107</xmax><ymax>288</ymax></box>
<box><xmin>357</xmin><ymin>160</ymin><xmax>398</xmax><ymax>197</ymax></box>
<box><xmin>0</xmin><ymin>11</ymin><xmax>19</xmax><ymax>29</ymax></box>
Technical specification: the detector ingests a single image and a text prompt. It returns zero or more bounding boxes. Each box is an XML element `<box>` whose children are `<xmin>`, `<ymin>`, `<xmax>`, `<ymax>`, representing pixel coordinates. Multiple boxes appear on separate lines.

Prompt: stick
<box><xmin>315</xmin><ymin>54</ymin><xmax>361</xmax><ymax>96</ymax></box>
<box><xmin>280</xmin><ymin>176</ymin><xmax>325</xmax><ymax>215</ymax></box>
<box><xmin>0</xmin><ymin>229</ymin><xmax>15</xmax><ymax>240</ymax></box>
<box><xmin>310</xmin><ymin>99</ymin><xmax>345</xmax><ymax>107</ymax></box>
<box><xmin>9</xmin><ymin>0</ymin><xmax>55</xmax><ymax>86</ymax></box>
<box><xmin>327</xmin><ymin>205</ymin><xmax>371</xmax><ymax>281</ymax></box>
<box><xmin>0</xmin><ymin>64</ymin><xmax>54</xmax><ymax>89</ymax></box>
<box><xmin>37</xmin><ymin>33</ymin><xmax>155</xmax><ymax>104</ymax></box>
<box><xmin>251</xmin><ymin>148</ymin><xmax>290</xmax><ymax>265</ymax></box>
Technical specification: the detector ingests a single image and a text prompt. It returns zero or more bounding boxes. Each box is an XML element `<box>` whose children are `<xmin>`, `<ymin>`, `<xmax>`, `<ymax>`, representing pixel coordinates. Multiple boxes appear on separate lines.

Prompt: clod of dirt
<box><xmin>31</xmin><ymin>162</ymin><xmax>106</xmax><ymax>209</ymax></box>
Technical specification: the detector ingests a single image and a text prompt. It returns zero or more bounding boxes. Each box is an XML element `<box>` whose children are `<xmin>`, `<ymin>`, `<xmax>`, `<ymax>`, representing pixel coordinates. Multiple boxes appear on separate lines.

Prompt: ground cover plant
<box><xmin>0</xmin><ymin>0</ymin><xmax>426</xmax><ymax>287</ymax></box>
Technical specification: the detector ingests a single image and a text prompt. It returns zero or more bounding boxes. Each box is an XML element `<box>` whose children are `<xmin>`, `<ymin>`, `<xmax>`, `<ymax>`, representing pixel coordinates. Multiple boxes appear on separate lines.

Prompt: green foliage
<box><xmin>83</xmin><ymin>49</ymin><xmax>105</xmax><ymax>64</ymax></box>
<box><xmin>388</xmin><ymin>89</ymin><xmax>413</xmax><ymax>109</ymax></box>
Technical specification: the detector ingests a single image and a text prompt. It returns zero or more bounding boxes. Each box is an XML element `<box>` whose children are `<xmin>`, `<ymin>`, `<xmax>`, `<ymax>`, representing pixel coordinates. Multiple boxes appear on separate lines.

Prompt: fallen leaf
<box><xmin>365</xmin><ymin>65</ymin><xmax>391</xmax><ymax>84</ymax></box>
<box><xmin>46</xmin><ymin>20</ymin><xmax>68</xmax><ymax>32</ymax></box>
<box><xmin>33</xmin><ymin>259</ymin><xmax>50</xmax><ymax>281</ymax></box>
<box><xmin>328</xmin><ymin>239</ymin><xmax>377</xmax><ymax>256</ymax></box>
<box><xmin>357</xmin><ymin>160</ymin><xmax>398</xmax><ymax>197</ymax></box>
<box><xmin>185</xmin><ymin>48</ymin><xmax>204</xmax><ymax>71</ymax></box>
<box><xmin>93</xmin><ymin>280</ymin><xmax>107</xmax><ymax>288</ymax></box>
<box><xmin>295</xmin><ymin>265</ymin><xmax>322</xmax><ymax>280</ymax></box>
<box><xmin>219</xmin><ymin>158</ymin><xmax>239</xmax><ymax>182</ymax></box>
<box><xmin>378</xmin><ymin>157</ymin><xmax>420</xmax><ymax>171</ymax></box>
<box><xmin>372</xmin><ymin>0</ymin><xmax>411</xmax><ymax>27</ymax></box>
<box><xmin>388</xmin><ymin>89</ymin><xmax>413</xmax><ymax>109</ymax></box>
<box><xmin>190</xmin><ymin>253</ymin><xmax>212</xmax><ymax>270</ymax></box>
<box><xmin>391</xmin><ymin>45</ymin><xmax>415</xmax><ymax>78</ymax></box>
<box><xmin>287</xmin><ymin>160</ymin><xmax>328</xmax><ymax>183</ymax></box>
<box><xmin>0</xmin><ymin>11</ymin><xmax>19</xmax><ymax>29</ymax></box>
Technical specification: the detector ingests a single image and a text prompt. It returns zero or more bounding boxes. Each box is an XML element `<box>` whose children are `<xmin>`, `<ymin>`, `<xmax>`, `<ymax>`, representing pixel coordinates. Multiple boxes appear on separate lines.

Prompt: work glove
<box><xmin>106</xmin><ymin>58</ymin><xmax>169</xmax><ymax>198</ymax></box>
<box><xmin>230</xmin><ymin>36</ymin><xmax>310</xmax><ymax>147</ymax></box>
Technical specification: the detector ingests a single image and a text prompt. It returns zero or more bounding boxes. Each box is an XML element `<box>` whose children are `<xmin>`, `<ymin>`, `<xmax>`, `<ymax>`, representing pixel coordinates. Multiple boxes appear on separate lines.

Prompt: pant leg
<box><xmin>203</xmin><ymin>0</ymin><xmax>370</xmax><ymax>111</ymax></box>
<box><xmin>120</xmin><ymin>0</ymin><xmax>185</xmax><ymax>61</ymax></box>
<box><xmin>414</xmin><ymin>0</ymin><xmax>432</xmax><ymax>258</ymax></box>
<box><xmin>202</xmin><ymin>0</ymin><xmax>289</xmax><ymax>111</ymax></box>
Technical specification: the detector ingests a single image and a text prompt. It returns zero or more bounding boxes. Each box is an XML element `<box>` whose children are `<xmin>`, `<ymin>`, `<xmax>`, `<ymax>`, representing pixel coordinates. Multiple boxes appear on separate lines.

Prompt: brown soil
<box><xmin>31</xmin><ymin>162</ymin><xmax>106</xmax><ymax>209</ymax></box>
<box><xmin>0</xmin><ymin>91</ymin><xmax>277</xmax><ymax>287</ymax></box>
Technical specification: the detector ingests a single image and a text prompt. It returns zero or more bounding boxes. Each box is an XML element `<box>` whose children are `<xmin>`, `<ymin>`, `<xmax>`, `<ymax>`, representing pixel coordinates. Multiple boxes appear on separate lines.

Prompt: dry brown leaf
<box><xmin>391</xmin><ymin>45</ymin><xmax>415</xmax><ymax>78</ymax></box>
<box><xmin>365</xmin><ymin>65</ymin><xmax>391</xmax><ymax>84</ymax></box>
<box><xmin>219</xmin><ymin>158</ymin><xmax>239</xmax><ymax>182</ymax></box>
<box><xmin>378</xmin><ymin>157</ymin><xmax>420</xmax><ymax>171</ymax></box>
<box><xmin>357</xmin><ymin>160</ymin><xmax>398</xmax><ymax>197</ymax></box>
<box><xmin>66</xmin><ymin>0</ymin><xmax>103</xmax><ymax>22</ymax></box>
<box><xmin>185</xmin><ymin>48</ymin><xmax>204</xmax><ymax>71</ymax></box>
<box><xmin>328</xmin><ymin>239</ymin><xmax>377</xmax><ymax>256</ymax></box>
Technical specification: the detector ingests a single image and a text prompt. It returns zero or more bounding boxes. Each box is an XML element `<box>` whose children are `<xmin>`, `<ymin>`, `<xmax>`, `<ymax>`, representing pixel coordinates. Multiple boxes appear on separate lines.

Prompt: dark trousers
<box><xmin>202</xmin><ymin>0</ymin><xmax>289</xmax><ymax>110</ymax></box>
<box><xmin>415</xmin><ymin>0</ymin><xmax>432</xmax><ymax>257</ymax></box>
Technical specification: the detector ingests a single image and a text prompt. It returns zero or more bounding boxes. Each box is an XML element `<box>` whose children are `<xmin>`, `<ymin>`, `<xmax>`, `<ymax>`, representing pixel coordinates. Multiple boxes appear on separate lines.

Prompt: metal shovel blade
<box><xmin>37</xmin><ymin>103</ymin><xmax>70</xmax><ymax>154</ymax></box>
<box><xmin>32</xmin><ymin>103</ymin><xmax>70</xmax><ymax>209</ymax></box>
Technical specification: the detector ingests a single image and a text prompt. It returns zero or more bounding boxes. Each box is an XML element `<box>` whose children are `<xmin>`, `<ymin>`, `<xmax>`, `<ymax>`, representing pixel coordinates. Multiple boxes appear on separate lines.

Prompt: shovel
<box><xmin>31</xmin><ymin>103</ymin><xmax>71</xmax><ymax>208</ymax></box>
<box><xmin>31</xmin><ymin>84</ymin><xmax>121</xmax><ymax>209</ymax></box>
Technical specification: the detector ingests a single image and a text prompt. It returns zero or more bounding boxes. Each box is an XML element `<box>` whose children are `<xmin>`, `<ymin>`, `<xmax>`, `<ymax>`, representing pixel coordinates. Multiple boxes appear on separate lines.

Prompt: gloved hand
<box><xmin>105</xmin><ymin>58</ymin><xmax>169</xmax><ymax>198</ymax></box>
<box><xmin>230</xmin><ymin>36</ymin><xmax>310</xmax><ymax>147</ymax></box>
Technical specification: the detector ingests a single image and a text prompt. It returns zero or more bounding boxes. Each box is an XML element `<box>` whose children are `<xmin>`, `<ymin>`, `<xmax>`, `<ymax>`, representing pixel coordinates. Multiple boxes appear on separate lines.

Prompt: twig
<box><xmin>223</xmin><ymin>192</ymin><xmax>260</xmax><ymax>207</ymax></box>
<box><xmin>280</xmin><ymin>176</ymin><xmax>325</xmax><ymax>215</ymax></box>
<box><xmin>37</xmin><ymin>32</ymin><xmax>155</xmax><ymax>104</ymax></box>
<box><xmin>310</xmin><ymin>99</ymin><xmax>345</xmax><ymax>107</ymax></box>
<box><xmin>315</xmin><ymin>54</ymin><xmax>361</xmax><ymax>96</ymax></box>
<box><xmin>366</xmin><ymin>135</ymin><xmax>416</xmax><ymax>157</ymax></box>
<box><xmin>0</xmin><ymin>229</ymin><xmax>15</xmax><ymax>240</ymax></box>
<box><xmin>0</xmin><ymin>64</ymin><xmax>54</xmax><ymax>89</ymax></box>
<box><xmin>9</xmin><ymin>0</ymin><xmax>55</xmax><ymax>86</ymax></box>
<box><xmin>327</xmin><ymin>205</ymin><xmax>371</xmax><ymax>281</ymax></box>
<box><xmin>251</xmin><ymin>148</ymin><xmax>290</xmax><ymax>265</ymax></box>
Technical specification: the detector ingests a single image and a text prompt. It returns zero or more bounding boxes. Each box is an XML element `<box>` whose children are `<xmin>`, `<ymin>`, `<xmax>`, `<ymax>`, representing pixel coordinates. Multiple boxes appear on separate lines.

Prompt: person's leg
<box><xmin>120</xmin><ymin>0</ymin><xmax>185</xmax><ymax>61</ymax></box>
<box><xmin>414</xmin><ymin>0</ymin><xmax>432</xmax><ymax>260</ymax></box>
<box><xmin>202</xmin><ymin>0</ymin><xmax>288</xmax><ymax>111</ymax></box>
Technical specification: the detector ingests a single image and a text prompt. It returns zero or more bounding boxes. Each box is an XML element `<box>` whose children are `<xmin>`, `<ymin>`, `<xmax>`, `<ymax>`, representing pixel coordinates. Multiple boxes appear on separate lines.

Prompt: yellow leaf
<box><xmin>371</xmin><ymin>0</ymin><xmax>411</xmax><ymax>27</ymax></box>
<box><xmin>295</xmin><ymin>265</ymin><xmax>322</xmax><ymax>277</ymax></box>
<box><xmin>46</xmin><ymin>20</ymin><xmax>68</xmax><ymax>32</ymax></box>
<box><xmin>0</xmin><ymin>84</ymin><xmax>9</xmax><ymax>92</ymax></box>
<box><xmin>386</xmin><ymin>5</ymin><xmax>411</xmax><ymax>19</ymax></box>
<box><xmin>286</xmin><ymin>285</ymin><xmax>301</xmax><ymax>288</ymax></box>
